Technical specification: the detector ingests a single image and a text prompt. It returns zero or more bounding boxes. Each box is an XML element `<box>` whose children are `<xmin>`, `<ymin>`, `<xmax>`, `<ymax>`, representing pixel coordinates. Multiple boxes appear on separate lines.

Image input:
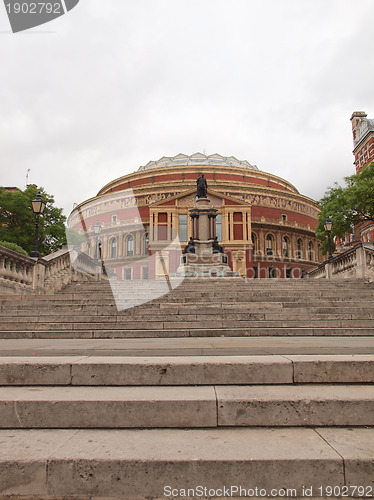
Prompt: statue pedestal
<box><xmin>176</xmin><ymin>197</ymin><xmax>240</xmax><ymax>278</ymax></box>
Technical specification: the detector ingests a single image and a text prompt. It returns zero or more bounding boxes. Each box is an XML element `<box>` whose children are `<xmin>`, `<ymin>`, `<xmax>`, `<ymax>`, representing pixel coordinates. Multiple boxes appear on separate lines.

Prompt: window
<box><xmin>269</xmin><ymin>267</ymin><xmax>277</xmax><ymax>278</ymax></box>
<box><xmin>308</xmin><ymin>242</ymin><xmax>314</xmax><ymax>261</ymax></box>
<box><xmin>233</xmin><ymin>212</ymin><xmax>243</xmax><ymax>240</ymax></box>
<box><xmin>143</xmin><ymin>233</ymin><xmax>149</xmax><ymax>255</ymax></box>
<box><xmin>266</xmin><ymin>234</ymin><xmax>274</xmax><ymax>256</ymax></box>
<box><xmin>124</xmin><ymin>268</ymin><xmax>132</xmax><ymax>280</ymax></box>
<box><xmin>297</xmin><ymin>239</ymin><xmax>303</xmax><ymax>259</ymax></box>
<box><xmin>216</xmin><ymin>214</ymin><xmax>222</xmax><ymax>241</ymax></box>
<box><xmin>178</xmin><ymin>214</ymin><xmax>187</xmax><ymax>242</ymax></box>
<box><xmin>142</xmin><ymin>266</ymin><xmax>148</xmax><ymax>280</ymax></box>
<box><xmin>286</xmin><ymin>268</ymin><xmax>292</xmax><ymax>278</ymax></box>
<box><xmin>86</xmin><ymin>242</ymin><xmax>91</xmax><ymax>257</ymax></box>
<box><xmin>282</xmin><ymin>214</ymin><xmax>287</xmax><ymax>223</ymax></box>
<box><xmin>126</xmin><ymin>235</ymin><xmax>134</xmax><ymax>257</ymax></box>
<box><xmin>282</xmin><ymin>236</ymin><xmax>289</xmax><ymax>257</ymax></box>
<box><xmin>158</xmin><ymin>212</ymin><xmax>168</xmax><ymax>240</ymax></box>
<box><xmin>112</xmin><ymin>215</ymin><xmax>117</xmax><ymax>223</ymax></box>
<box><xmin>110</xmin><ymin>238</ymin><xmax>117</xmax><ymax>258</ymax></box>
<box><xmin>251</xmin><ymin>233</ymin><xmax>257</xmax><ymax>251</ymax></box>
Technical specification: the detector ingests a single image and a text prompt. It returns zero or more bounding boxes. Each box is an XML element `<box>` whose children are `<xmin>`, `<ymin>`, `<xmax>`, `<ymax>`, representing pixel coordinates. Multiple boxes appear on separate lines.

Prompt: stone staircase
<box><xmin>0</xmin><ymin>278</ymin><xmax>374</xmax><ymax>339</ymax></box>
<box><xmin>0</xmin><ymin>278</ymin><xmax>373</xmax><ymax>498</ymax></box>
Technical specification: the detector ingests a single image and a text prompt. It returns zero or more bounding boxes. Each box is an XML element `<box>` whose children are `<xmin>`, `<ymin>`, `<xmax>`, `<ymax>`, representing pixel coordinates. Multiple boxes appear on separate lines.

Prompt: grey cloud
<box><xmin>0</xmin><ymin>0</ymin><xmax>373</xmax><ymax>217</ymax></box>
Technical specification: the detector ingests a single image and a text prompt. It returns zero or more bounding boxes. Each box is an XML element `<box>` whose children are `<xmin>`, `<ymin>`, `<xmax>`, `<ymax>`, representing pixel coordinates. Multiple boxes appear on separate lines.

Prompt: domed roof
<box><xmin>138</xmin><ymin>153</ymin><xmax>259</xmax><ymax>171</ymax></box>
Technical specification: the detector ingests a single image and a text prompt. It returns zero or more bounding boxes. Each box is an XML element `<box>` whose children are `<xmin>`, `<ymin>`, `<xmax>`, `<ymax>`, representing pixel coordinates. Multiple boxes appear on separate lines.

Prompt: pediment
<box><xmin>150</xmin><ymin>188</ymin><xmax>251</xmax><ymax>208</ymax></box>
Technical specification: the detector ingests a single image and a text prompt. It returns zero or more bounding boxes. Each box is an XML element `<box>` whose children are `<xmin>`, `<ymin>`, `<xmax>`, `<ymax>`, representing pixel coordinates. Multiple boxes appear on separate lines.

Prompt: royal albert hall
<box><xmin>67</xmin><ymin>153</ymin><xmax>322</xmax><ymax>279</ymax></box>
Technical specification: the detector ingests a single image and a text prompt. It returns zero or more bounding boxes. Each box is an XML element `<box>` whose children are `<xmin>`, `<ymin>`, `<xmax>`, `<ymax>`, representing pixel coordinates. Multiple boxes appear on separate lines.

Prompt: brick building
<box><xmin>67</xmin><ymin>153</ymin><xmax>321</xmax><ymax>279</ymax></box>
<box><xmin>351</xmin><ymin>111</ymin><xmax>374</xmax><ymax>243</ymax></box>
<box><xmin>336</xmin><ymin>112</ymin><xmax>374</xmax><ymax>247</ymax></box>
<box><xmin>351</xmin><ymin>111</ymin><xmax>374</xmax><ymax>174</ymax></box>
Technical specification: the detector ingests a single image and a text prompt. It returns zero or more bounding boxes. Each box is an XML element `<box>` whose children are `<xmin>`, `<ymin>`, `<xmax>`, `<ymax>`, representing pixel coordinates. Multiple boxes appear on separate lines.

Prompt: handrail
<box><xmin>307</xmin><ymin>243</ymin><xmax>374</xmax><ymax>280</ymax></box>
<box><xmin>0</xmin><ymin>245</ymin><xmax>102</xmax><ymax>295</ymax></box>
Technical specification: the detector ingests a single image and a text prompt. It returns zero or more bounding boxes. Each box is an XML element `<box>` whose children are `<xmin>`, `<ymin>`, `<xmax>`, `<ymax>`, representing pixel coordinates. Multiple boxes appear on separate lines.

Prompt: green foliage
<box><xmin>0</xmin><ymin>240</ymin><xmax>29</xmax><ymax>256</ymax></box>
<box><xmin>317</xmin><ymin>162</ymin><xmax>374</xmax><ymax>254</ymax></box>
<box><xmin>0</xmin><ymin>185</ymin><xmax>67</xmax><ymax>257</ymax></box>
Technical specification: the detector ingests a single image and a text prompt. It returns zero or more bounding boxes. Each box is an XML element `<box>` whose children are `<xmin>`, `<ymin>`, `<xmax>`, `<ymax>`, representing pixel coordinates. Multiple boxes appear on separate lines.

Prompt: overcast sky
<box><xmin>0</xmin><ymin>0</ymin><xmax>373</xmax><ymax>218</ymax></box>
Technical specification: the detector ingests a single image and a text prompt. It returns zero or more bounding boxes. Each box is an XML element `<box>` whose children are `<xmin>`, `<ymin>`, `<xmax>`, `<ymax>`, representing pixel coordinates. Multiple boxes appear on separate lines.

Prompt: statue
<box><xmin>212</xmin><ymin>237</ymin><xmax>224</xmax><ymax>254</ymax></box>
<box><xmin>183</xmin><ymin>237</ymin><xmax>196</xmax><ymax>254</ymax></box>
<box><xmin>196</xmin><ymin>174</ymin><xmax>207</xmax><ymax>198</ymax></box>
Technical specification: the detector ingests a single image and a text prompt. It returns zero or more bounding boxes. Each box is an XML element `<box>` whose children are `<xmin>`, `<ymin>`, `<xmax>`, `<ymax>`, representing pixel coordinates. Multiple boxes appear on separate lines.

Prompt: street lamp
<box><xmin>93</xmin><ymin>220</ymin><xmax>102</xmax><ymax>260</ymax></box>
<box><xmin>30</xmin><ymin>192</ymin><xmax>46</xmax><ymax>258</ymax></box>
<box><xmin>324</xmin><ymin>217</ymin><xmax>333</xmax><ymax>261</ymax></box>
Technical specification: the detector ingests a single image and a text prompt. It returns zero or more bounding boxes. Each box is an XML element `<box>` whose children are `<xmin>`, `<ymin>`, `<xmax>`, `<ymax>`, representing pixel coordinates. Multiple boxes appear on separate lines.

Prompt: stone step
<box><xmin>4</xmin><ymin>296</ymin><xmax>373</xmax><ymax>306</ymax></box>
<box><xmin>2</xmin><ymin>336</ymin><xmax>374</xmax><ymax>357</ymax></box>
<box><xmin>216</xmin><ymin>384</ymin><xmax>374</xmax><ymax>426</ymax></box>
<box><xmin>0</xmin><ymin>427</ymin><xmax>372</xmax><ymax>497</ymax></box>
<box><xmin>1</xmin><ymin>384</ymin><xmax>374</xmax><ymax>429</ymax></box>
<box><xmin>1</xmin><ymin>288</ymin><xmax>373</xmax><ymax>301</ymax></box>
<box><xmin>1</xmin><ymin>310</ymin><xmax>374</xmax><ymax>321</ymax></box>
<box><xmin>62</xmin><ymin>279</ymin><xmax>370</xmax><ymax>289</ymax></box>
<box><xmin>0</xmin><ymin>302</ymin><xmax>373</xmax><ymax>318</ymax></box>
<box><xmin>53</xmin><ymin>290</ymin><xmax>374</xmax><ymax>299</ymax></box>
<box><xmin>0</xmin><ymin>355</ymin><xmax>373</xmax><ymax>386</ymax></box>
<box><xmin>2</xmin><ymin>319</ymin><xmax>374</xmax><ymax>332</ymax></box>
<box><xmin>2</xmin><ymin>326</ymin><xmax>374</xmax><ymax>339</ymax></box>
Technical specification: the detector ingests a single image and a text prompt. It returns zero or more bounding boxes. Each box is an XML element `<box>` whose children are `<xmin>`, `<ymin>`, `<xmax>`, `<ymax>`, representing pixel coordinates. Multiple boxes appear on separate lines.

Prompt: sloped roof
<box><xmin>138</xmin><ymin>153</ymin><xmax>259</xmax><ymax>171</ymax></box>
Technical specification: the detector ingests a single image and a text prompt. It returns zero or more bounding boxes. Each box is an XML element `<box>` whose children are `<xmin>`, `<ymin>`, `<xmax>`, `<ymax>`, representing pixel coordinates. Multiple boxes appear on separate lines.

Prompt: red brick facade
<box><xmin>335</xmin><ymin>113</ymin><xmax>374</xmax><ymax>249</ymax></box>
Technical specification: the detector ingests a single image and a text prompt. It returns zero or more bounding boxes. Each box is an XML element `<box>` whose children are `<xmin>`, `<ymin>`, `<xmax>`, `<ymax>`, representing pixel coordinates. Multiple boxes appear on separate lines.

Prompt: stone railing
<box><xmin>307</xmin><ymin>243</ymin><xmax>374</xmax><ymax>281</ymax></box>
<box><xmin>306</xmin><ymin>262</ymin><xmax>327</xmax><ymax>279</ymax></box>
<box><xmin>0</xmin><ymin>245</ymin><xmax>103</xmax><ymax>295</ymax></box>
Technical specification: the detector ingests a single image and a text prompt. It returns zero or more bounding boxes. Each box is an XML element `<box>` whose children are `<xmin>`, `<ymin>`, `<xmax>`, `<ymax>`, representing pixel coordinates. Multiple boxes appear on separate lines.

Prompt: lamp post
<box><xmin>30</xmin><ymin>192</ymin><xmax>46</xmax><ymax>258</ymax></box>
<box><xmin>93</xmin><ymin>220</ymin><xmax>102</xmax><ymax>260</ymax></box>
<box><xmin>324</xmin><ymin>217</ymin><xmax>333</xmax><ymax>261</ymax></box>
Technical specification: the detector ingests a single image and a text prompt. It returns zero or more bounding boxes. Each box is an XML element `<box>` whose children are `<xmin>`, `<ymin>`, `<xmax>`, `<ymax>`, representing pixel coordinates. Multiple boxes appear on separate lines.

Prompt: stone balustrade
<box><xmin>307</xmin><ymin>243</ymin><xmax>374</xmax><ymax>281</ymax></box>
<box><xmin>0</xmin><ymin>245</ymin><xmax>102</xmax><ymax>295</ymax></box>
<box><xmin>306</xmin><ymin>262</ymin><xmax>327</xmax><ymax>279</ymax></box>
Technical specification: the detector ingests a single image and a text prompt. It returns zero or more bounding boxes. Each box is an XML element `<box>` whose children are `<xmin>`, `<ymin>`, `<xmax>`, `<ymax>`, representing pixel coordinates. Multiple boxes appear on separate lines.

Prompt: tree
<box><xmin>316</xmin><ymin>161</ymin><xmax>374</xmax><ymax>254</ymax></box>
<box><xmin>0</xmin><ymin>184</ymin><xmax>67</xmax><ymax>257</ymax></box>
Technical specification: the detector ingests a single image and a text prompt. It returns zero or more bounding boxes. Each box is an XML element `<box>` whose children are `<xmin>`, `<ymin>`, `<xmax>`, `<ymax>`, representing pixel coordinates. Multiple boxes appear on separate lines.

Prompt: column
<box><xmin>154</xmin><ymin>213</ymin><xmax>158</xmax><ymax>241</ymax></box>
<box><xmin>212</xmin><ymin>214</ymin><xmax>217</xmax><ymax>239</ymax></box>
<box><xmin>135</xmin><ymin>230</ymin><xmax>141</xmax><ymax>256</ymax></box>
<box><xmin>259</xmin><ymin>228</ymin><xmax>264</xmax><ymax>256</ymax></box>
<box><xmin>229</xmin><ymin>212</ymin><xmax>234</xmax><ymax>241</ymax></box>
<box><xmin>276</xmin><ymin>232</ymin><xmax>282</xmax><ymax>258</ymax></box>
<box><xmin>222</xmin><ymin>212</ymin><xmax>229</xmax><ymax>242</ymax></box>
<box><xmin>167</xmin><ymin>213</ymin><xmax>172</xmax><ymax>241</ymax></box>
<box><xmin>190</xmin><ymin>214</ymin><xmax>195</xmax><ymax>239</ymax></box>
<box><xmin>208</xmin><ymin>214</ymin><xmax>216</xmax><ymax>240</ymax></box>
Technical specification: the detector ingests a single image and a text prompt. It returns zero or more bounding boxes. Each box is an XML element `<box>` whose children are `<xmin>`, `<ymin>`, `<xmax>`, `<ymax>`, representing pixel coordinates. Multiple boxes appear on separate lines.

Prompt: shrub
<box><xmin>0</xmin><ymin>241</ymin><xmax>30</xmax><ymax>257</ymax></box>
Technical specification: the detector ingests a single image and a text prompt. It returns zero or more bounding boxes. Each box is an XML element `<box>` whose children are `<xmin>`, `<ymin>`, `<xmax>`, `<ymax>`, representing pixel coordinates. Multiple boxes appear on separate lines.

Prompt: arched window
<box><xmin>143</xmin><ymin>233</ymin><xmax>149</xmax><ymax>255</ymax></box>
<box><xmin>266</xmin><ymin>234</ymin><xmax>274</xmax><ymax>256</ymax></box>
<box><xmin>297</xmin><ymin>239</ymin><xmax>303</xmax><ymax>259</ymax></box>
<box><xmin>282</xmin><ymin>236</ymin><xmax>289</xmax><ymax>257</ymax></box>
<box><xmin>126</xmin><ymin>235</ymin><xmax>134</xmax><ymax>257</ymax></box>
<box><xmin>251</xmin><ymin>233</ymin><xmax>257</xmax><ymax>251</ymax></box>
<box><xmin>110</xmin><ymin>238</ymin><xmax>117</xmax><ymax>258</ymax></box>
<box><xmin>308</xmin><ymin>242</ymin><xmax>314</xmax><ymax>261</ymax></box>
